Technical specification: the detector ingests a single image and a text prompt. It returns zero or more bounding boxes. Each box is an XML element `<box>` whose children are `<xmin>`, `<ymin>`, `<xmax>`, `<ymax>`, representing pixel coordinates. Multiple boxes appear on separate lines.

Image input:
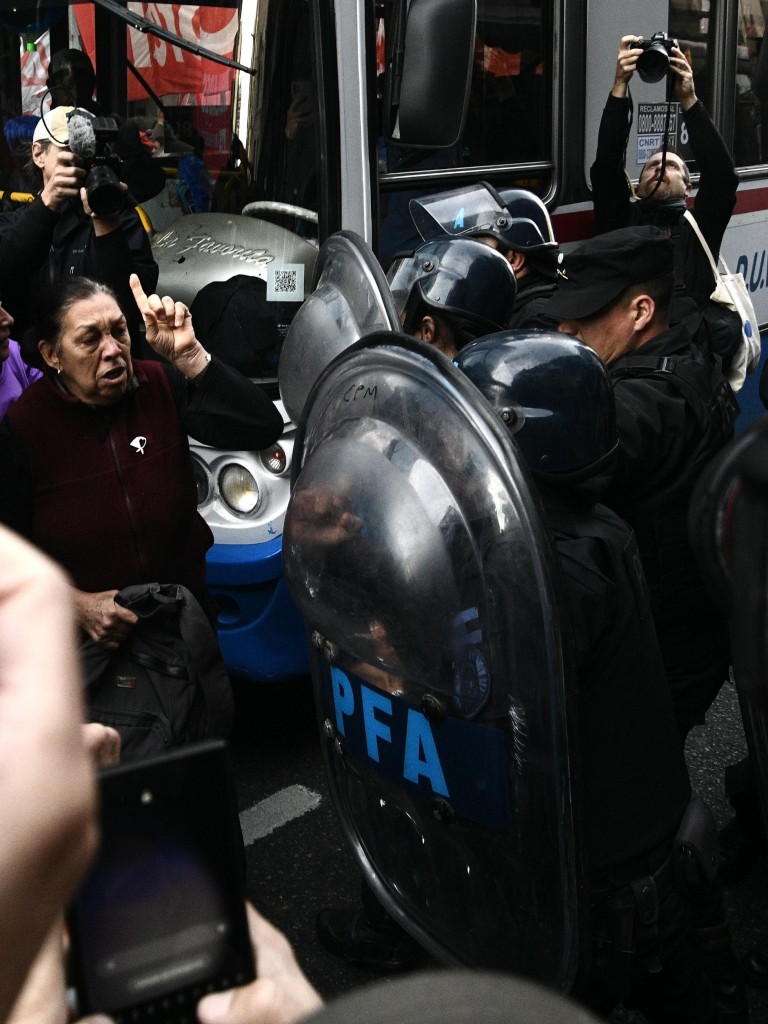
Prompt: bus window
<box><xmin>669</xmin><ymin>1</ymin><xmax>714</xmax><ymax>109</ymax></box>
<box><xmin>247</xmin><ymin>0</ymin><xmax>322</xmax><ymax>233</ymax></box>
<box><xmin>10</xmin><ymin>4</ymin><xmax>240</xmax><ymax>220</ymax></box>
<box><xmin>732</xmin><ymin>0</ymin><xmax>768</xmax><ymax>166</ymax></box>
<box><xmin>376</xmin><ymin>0</ymin><xmax>554</xmax><ymax>265</ymax></box>
<box><xmin>668</xmin><ymin>0</ymin><xmax>717</xmax><ymax>175</ymax></box>
<box><xmin>466</xmin><ymin>0</ymin><xmax>552</xmax><ymax>167</ymax></box>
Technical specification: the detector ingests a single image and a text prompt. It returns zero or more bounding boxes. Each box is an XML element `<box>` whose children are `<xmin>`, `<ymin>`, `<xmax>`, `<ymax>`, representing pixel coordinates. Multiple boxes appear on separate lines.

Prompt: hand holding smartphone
<box><xmin>67</xmin><ymin>741</ymin><xmax>255</xmax><ymax>1024</ymax></box>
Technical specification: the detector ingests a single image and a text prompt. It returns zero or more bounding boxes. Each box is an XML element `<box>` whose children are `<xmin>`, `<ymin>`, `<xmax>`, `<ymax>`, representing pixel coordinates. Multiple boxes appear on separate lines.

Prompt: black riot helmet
<box><xmin>495</xmin><ymin>186</ymin><xmax>559</xmax><ymax>254</ymax></box>
<box><xmin>387</xmin><ymin>237</ymin><xmax>517</xmax><ymax>346</ymax></box>
<box><xmin>409</xmin><ymin>182</ymin><xmax>559</xmax><ymax>255</ymax></box>
<box><xmin>456</xmin><ymin>331</ymin><xmax>618</xmax><ymax>480</ymax></box>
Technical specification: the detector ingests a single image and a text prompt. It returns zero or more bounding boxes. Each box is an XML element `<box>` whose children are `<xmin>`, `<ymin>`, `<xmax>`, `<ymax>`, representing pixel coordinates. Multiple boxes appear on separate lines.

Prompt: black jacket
<box><xmin>506</xmin><ymin>267</ymin><xmax>559</xmax><ymax>329</ymax></box>
<box><xmin>590</xmin><ymin>96</ymin><xmax>738</xmax><ymax>307</ymax></box>
<box><xmin>0</xmin><ymin>194</ymin><xmax>158</xmax><ymax>351</ymax></box>
<box><xmin>543</xmin><ymin>492</ymin><xmax>691</xmax><ymax>873</ymax></box>
<box><xmin>603</xmin><ymin>323</ymin><xmax>738</xmax><ymax>731</ymax></box>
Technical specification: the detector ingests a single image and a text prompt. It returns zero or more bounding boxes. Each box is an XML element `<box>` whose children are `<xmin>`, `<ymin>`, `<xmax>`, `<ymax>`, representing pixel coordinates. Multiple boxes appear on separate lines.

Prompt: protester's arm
<box><xmin>683</xmin><ymin>102</ymin><xmax>739</xmax><ymax>257</ymax></box>
<box><xmin>590</xmin><ymin>37</ymin><xmax>642</xmax><ymax>233</ymax></box>
<box><xmin>130</xmin><ymin>274</ymin><xmax>284</xmax><ymax>450</ymax></box>
<box><xmin>0</xmin><ymin>525</ymin><xmax>98</xmax><ymax>1022</ymax></box>
<box><xmin>0</xmin><ymin>415</ymin><xmax>139</xmax><ymax>648</ymax></box>
<box><xmin>164</xmin><ymin>357</ymin><xmax>285</xmax><ymax>451</ymax></box>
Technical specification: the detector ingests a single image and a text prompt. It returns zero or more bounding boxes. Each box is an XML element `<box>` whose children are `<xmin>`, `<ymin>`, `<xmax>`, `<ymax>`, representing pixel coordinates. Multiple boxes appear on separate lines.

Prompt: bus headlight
<box><xmin>192</xmin><ymin>454</ymin><xmax>212</xmax><ymax>506</ymax></box>
<box><xmin>260</xmin><ymin>444</ymin><xmax>287</xmax><ymax>474</ymax></box>
<box><xmin>219</xmin><ymin>463</ymin><xmax>262</xmax><ymax>516</ymax></box>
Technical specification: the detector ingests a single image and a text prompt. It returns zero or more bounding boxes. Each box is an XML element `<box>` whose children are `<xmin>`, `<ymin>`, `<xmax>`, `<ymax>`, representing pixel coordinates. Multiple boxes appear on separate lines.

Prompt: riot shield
<box><xmin>278</xmin><ymin>231</ymin><xmax>400</xmax><ymax>424</ymax></box>
<box><xmin>692</xmin><ymin>414</ymin><xmax>768</xmax><ymax>840</ymax></box>
<box><xmin>283</xmin><ymin>331</ymin><xmax>584</xmax><ymax>989</ymax></box>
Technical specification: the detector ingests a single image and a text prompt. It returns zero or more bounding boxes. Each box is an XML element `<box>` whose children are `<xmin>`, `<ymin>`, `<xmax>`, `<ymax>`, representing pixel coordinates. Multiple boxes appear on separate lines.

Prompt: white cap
<box><xmin>32</xmin><ymin>106</ymin><xmax>75</xmax><ymax>146</ymax></box>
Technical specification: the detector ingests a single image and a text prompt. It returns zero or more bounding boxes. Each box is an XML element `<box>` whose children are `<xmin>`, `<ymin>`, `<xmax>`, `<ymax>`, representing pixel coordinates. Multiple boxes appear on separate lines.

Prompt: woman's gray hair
<box><xmin>22</xmin><ymin>277</ymin><xmax>118</xmax><ymax>369</ymax></box>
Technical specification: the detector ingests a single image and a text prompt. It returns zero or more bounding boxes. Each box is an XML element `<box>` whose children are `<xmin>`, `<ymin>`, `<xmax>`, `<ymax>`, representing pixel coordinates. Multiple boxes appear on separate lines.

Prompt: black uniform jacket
<box><xmin>543</xmin><ymin>490</ymin><xmax>691</xmax><ymax>874</ymax></box>
<box><xmin>601</xmin><ymin>323</ymin><xmax>737</xmax><ymax>726</ymax></box>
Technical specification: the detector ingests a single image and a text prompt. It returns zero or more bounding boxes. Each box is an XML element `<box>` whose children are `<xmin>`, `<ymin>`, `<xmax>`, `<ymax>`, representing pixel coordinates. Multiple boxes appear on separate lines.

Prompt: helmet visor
<box><xmin>409</xmin><ymin>183</ymin><xmax>510</xmax><ymax>243</ymax></box>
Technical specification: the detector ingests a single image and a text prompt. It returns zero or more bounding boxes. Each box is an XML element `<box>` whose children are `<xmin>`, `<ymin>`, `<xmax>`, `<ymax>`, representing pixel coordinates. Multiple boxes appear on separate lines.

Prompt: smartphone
<box><xmin>68</xmin><ymin>741</ymin><xmax>254</xmax><ymax>1023</ymax></box>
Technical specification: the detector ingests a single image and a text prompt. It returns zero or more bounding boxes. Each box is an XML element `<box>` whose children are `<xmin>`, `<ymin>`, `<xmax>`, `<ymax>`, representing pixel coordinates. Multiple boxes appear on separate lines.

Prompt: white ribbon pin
<box><xmin>130</xmin><ymin>436</ymin><xmax>148</xmax><ymax>455</ymax></box>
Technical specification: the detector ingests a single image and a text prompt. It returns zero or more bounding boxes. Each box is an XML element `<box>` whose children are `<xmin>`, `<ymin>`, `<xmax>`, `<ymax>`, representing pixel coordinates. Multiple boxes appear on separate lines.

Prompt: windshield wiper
<box><xmin>91</xmin><ymin>0</ymin><xmax>255</xmax><ymax>75</ymax></box>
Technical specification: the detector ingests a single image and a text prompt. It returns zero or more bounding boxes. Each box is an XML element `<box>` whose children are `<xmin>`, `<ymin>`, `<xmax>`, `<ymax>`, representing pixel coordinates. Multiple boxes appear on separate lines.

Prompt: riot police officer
<box><xmin>407</xmin><ymin>183</ymin><xmax>560</xmax><ymax>328</ymax></box>
<box><xmin>544</xmin><ymin>226</ymin><xmax>737</xmax><ymax>742</ymax></box>
<box><xmin>456</xmin><ymin>331</ymin><xmax>727</xmax><ymax>1023</ymax></box>
<box><xmin>387</xmin><ymin>235</ymin><xmax>518</xmax><ymax>355</ymax></box>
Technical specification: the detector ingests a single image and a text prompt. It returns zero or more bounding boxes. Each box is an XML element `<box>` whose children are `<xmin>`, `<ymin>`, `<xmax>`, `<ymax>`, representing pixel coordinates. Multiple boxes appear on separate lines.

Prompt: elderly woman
<box><xmin>0</xmin><ymin>273</ymin><xmax>283</xmax><ymax>649</ymax></box>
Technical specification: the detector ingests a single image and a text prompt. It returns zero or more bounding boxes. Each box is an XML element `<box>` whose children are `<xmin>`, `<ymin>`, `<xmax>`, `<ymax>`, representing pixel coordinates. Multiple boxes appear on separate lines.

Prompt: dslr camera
<box><xmin>66</xmin><ymin>109</ymin><xmax>126</xmax><ymax>218</ymax></box>
<box><xmin>635</xmin><ymin>32</ymin><xmax>678</xmax><ymax>84</ymax></box>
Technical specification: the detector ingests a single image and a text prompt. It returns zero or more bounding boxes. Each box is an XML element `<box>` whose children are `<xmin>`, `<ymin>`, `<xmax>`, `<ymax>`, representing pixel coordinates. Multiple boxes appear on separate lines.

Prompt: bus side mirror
<box><xmin>384</xmin><ymin>0</ymin><xmax>476</xmax><ymax>149</ymax></box>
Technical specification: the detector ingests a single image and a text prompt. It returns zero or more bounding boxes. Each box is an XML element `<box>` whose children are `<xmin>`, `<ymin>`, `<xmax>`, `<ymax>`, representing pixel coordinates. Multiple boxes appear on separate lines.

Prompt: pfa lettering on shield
<box><xmin>326</xmin><ymin>666</ymin><xmax>512</xmax><ymax>831</ymax></box>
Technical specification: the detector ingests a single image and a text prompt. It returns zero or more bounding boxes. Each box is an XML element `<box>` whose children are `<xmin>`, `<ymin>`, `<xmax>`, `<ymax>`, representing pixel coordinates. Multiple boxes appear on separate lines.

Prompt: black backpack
<box><xmin>81</xmin><ymin>583</ymin><xmax>234</xmax><ymax>763</ymax></box>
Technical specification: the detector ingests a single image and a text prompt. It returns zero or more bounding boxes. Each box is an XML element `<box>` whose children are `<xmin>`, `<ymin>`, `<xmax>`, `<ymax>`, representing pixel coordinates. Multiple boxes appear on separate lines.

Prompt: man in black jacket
<box><xmin>545</xmin><ymin>226</ymin><xmax>737</xmax><ymax>741</ymax></box>
<box><xmin>591</xmin><ymin>35</ymin><xmax>738</xmax><ymax>305</ymax></box>
<box><xmin>591</xmin><ymin>36</ymin><xmax>742</xmax><ymax>374</ymax></box>
<box><xmin>0</xmin><ymin>105</ymin><xmax>158</xmax><ymax>354</ymax></box>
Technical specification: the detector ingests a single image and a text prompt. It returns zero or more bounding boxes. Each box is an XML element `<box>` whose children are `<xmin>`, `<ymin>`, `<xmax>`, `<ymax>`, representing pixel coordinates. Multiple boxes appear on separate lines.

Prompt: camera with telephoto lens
<box><xmin>66</xmin><ymin>109</ymin><xmax>126</xmax><ymax>218</ymax></box>
<box><xmin>635</xmin><ymin>32</ymin><xmax>678</xmax><ymax>84</ymax></box>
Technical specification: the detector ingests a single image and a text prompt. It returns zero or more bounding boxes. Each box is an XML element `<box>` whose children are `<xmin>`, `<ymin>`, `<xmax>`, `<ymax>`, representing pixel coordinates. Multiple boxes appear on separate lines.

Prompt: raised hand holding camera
<box><xmin>66</xmin><ymin>109</ymin><xmax>127</xmax><ymax>219</ymax></box>
<box><xmin>40</xmin><ymin>148</ymin><xmax>84</xmax><ymax>212</ymax></box>
<box><xmin>613</xmin><ymin>36</ymin><xmax>697</xmax><ymax>110</ymax></box>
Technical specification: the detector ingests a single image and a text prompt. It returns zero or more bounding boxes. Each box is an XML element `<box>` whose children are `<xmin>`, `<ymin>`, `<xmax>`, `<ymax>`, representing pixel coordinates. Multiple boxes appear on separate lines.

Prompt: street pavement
<box><xmin>228</xmin><ymin>674</ymin><xmax>768</xmax><ymax>1019</ymax></box>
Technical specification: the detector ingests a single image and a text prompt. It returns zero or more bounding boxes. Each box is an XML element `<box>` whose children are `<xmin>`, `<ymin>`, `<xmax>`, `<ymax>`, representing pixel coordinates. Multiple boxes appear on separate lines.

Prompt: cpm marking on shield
<box><xmin>327</xmin><ymin>666</ymin><xmax>512</xmax><ymax>831</ymax></box>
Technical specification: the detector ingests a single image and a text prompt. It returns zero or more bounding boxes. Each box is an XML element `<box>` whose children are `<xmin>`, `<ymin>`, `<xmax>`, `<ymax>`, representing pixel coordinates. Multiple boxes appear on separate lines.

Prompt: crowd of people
<box><xmin>0</xmin><ymin>29</ymin><xmax>766</xmax><ymax>1024</ymax></box>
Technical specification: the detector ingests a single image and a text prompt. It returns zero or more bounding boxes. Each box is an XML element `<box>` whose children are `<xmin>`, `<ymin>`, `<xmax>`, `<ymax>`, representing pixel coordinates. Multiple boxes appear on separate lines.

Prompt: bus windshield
<box><xmin>7</xmin><ymin>1</ymin><xmax>322</xmax><ymax>241</ymax></box>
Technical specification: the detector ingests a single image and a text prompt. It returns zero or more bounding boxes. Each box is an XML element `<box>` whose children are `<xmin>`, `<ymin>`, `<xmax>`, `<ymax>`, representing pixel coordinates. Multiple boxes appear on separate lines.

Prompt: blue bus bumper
<box><xmin>206</xmin><ymin>536</ymin><xmax>310</xmax><ymax>682</ymax></box>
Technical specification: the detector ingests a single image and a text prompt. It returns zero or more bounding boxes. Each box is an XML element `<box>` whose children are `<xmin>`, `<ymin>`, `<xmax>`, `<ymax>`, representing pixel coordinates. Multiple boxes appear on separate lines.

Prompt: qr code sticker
<box><xmin>267</xmin><ymin>263</ymin><xmax>304</xmax><ymax>302</ymax></box>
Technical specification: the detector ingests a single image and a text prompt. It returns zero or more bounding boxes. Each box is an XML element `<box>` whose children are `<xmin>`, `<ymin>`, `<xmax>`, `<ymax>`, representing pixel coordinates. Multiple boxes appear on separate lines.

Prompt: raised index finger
<box><xmin>129</xmin><ymin>272</ymin><xmax>149</xmax><ymax>314</ymax></box>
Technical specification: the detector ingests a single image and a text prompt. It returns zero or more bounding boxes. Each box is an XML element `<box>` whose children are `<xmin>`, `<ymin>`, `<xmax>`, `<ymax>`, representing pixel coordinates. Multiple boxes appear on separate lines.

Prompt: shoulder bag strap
<box><xmin>682</xmin><ymin>209</ymin><xmax>721</xmax><ymax>282</ymax></box>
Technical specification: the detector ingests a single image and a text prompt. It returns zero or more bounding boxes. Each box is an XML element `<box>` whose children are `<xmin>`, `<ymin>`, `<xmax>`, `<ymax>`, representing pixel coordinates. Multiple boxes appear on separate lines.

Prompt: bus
<box><xmin>1</xmin><ymin>0</ymin><xmax>765</xmax><ymax>683</ymax></box>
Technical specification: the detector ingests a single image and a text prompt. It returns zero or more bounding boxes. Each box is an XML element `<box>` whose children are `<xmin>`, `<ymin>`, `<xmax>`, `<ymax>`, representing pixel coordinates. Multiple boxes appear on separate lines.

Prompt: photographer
<box><xmin>0</xmin><ymin>106</ymin><xmax>158</xmax><ymax>356</ymax></box>
<box><xmin>590</xmin><ymin>35</ymin><xmax>738</xmax><ymax>311</ymax></box>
